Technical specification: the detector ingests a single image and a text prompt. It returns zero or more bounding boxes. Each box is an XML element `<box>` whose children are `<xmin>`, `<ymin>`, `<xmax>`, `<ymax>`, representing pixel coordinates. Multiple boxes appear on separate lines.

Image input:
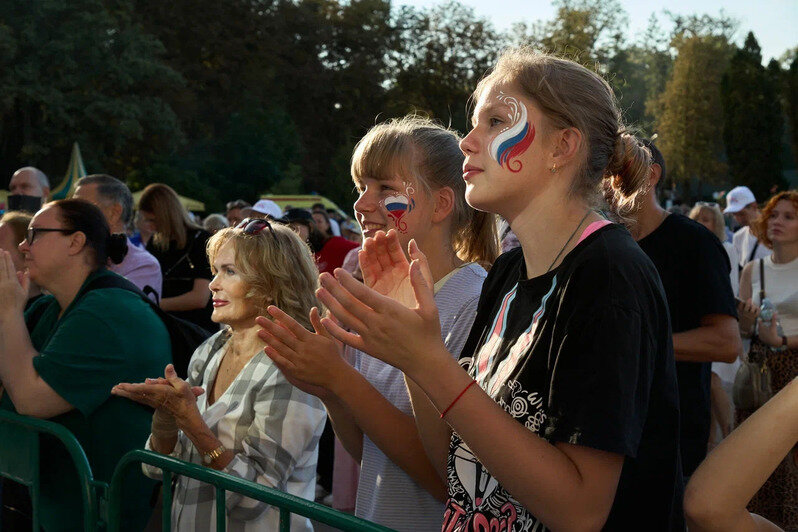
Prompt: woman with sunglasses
<box><xmin>0</xmin><ymin>199</ymin><xmax>171</xmax><ymax>530</ymax></box>
<box><xmin>112</xmin><ymin>219</ymin><xmax>327</xmax><ymax>531</ymax></box>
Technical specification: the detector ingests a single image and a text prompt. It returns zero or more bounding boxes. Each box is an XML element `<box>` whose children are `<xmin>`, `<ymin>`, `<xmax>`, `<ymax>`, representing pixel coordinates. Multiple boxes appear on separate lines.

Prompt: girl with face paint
<box><xmin>256</xmin><ymin>116</ymin><xmax>499</xmax><ymax>530</ymax></box>
<box><xmin>312</xmin><ymin>50</ymin><xmax>684</xmax><ymax>530</ymax></box>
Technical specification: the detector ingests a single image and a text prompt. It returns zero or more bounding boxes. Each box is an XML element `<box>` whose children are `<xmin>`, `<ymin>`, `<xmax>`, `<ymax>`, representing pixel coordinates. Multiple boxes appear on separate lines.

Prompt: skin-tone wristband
<box><xmin>440</xmin><ymin>380</ymin><xmax>477</xmax><ymax>419</ymax></box>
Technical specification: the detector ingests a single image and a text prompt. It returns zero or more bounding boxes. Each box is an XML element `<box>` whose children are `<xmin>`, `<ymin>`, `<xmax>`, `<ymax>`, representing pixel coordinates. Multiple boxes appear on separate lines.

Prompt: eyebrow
<box><xmin>471</xmin><ymin>102</ymin><xmax>507</xmax><ymax>126</ymax></box>
<box><xmin>215</xmin><ymin>262</ymin><xmax>236</xmax><ymax>269</ymax></box>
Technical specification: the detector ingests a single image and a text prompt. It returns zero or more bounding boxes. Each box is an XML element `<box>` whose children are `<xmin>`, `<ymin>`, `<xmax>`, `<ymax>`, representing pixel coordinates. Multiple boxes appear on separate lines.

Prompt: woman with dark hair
<box><xmin>0</xmin><ymin>199</ymin><xmax>171</xmax><ymax>530</ymax></box>
<box><xmin>138</xmin><ymin>183</ymin><xmax>215</xmax><ymax>332</ymax></box>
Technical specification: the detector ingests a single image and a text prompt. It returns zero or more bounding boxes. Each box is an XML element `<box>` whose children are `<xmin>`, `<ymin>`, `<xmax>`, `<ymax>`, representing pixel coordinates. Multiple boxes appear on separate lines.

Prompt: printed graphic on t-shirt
<box><xmin>444</xmin><ymin>360</ymin><xmax>549</xmax><ymax>531</ymax></box>
<box><xmin>443</xmin><ymin>266</ymin><xmax>559</xmax><ymax>531</ymax></box>
<box><xmin>474</xmin><ymin>276</ymin><xmax>558</xmax><ymax>396</ymax></box>
<box><xmin>445</xmin><ymin>229</ymin><xmax>685</xmax><ymax>530</ymax></box>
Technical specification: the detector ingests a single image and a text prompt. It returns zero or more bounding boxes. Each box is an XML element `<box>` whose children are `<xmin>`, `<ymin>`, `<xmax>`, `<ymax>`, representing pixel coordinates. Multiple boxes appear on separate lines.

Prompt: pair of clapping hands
<box><xmin>256</xmin><ymin>230</ymin><xmax>443</xmax><ymax>397</ymax></box>
<box><xmin>0</xmin><ymin>250</ymin><xmax>30</xmax><ymax>321</ymax></box>
<box><xmin>114</xmin><ymin>230</ymin><xmax>444</xmax><ymax>415</ymax></box>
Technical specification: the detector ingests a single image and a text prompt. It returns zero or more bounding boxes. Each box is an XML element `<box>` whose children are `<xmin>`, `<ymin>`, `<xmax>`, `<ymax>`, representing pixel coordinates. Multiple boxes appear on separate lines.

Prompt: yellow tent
<box><xmin>132</xmin><ymin>190</ymin><xmax>205</xmax><ymax>212</ymax></box>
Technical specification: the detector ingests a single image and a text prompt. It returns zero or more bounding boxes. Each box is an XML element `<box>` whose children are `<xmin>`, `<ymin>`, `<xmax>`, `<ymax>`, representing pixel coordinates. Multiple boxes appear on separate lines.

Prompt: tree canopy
<box><xmin>1</xmin><ymin>0</ymin><xmax>793</xmax><ymax>210</ymax></box>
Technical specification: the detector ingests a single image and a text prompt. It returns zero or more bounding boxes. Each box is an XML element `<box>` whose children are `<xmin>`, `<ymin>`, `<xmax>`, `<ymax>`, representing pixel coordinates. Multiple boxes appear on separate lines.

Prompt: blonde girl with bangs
<box><xmin>113</xmin><ymin>221</ymin><xmax>326</xmax><ymax>531</ymax></box>
<box><xmin>312</xmin><ymin>49</ymin><xmax>685</xmax><ymax>530</ymax></box>
<box><xmin>256</xmin><ymin>115</ymin><xmax>499</xmax><ymax>530</ymax></box>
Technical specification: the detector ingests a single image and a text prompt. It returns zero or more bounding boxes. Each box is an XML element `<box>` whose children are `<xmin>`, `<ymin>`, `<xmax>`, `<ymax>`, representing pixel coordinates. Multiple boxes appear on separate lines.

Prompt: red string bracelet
<box><xmin>440</xmin><ymin>380</ymin><xmax>477</xmax><ymax>418</ymax></box>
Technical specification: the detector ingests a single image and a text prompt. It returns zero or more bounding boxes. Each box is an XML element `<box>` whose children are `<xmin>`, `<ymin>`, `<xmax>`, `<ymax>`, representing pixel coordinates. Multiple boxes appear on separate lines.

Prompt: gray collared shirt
<box><xmin>143</xmin><ymin>330</ymin><xmax>326</xmax><ymax>531</ymax></box>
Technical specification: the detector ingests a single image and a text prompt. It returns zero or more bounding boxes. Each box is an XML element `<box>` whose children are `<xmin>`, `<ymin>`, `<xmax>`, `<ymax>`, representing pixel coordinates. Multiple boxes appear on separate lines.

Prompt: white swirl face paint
<box><xmin>488</xmin><ymin>92</ymin><xmax>536</xmax><ymax>173</ymax></box>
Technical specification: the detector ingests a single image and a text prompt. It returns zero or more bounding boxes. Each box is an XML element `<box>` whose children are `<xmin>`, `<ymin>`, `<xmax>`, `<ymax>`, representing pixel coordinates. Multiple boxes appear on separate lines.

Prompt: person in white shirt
<box><xmin>725</xmin><ymin>186</ymin><xmax>771</xmax><ymax>273</ymax></box>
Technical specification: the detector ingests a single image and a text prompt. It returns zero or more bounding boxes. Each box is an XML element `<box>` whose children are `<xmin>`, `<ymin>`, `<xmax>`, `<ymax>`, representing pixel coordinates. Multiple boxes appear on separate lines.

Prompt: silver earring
<box><xmin>549</xmin><ymin>164</ymin><xmax>558</xmax><ymax>174</ymax></box>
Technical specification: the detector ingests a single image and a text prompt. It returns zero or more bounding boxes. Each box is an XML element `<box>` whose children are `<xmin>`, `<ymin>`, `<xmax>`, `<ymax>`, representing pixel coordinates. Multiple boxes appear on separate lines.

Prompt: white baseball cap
<box><xmin>251</xmin><ymin>199</ymin><xmax>283</xmax><ymax>220</ymax></box>
<box><xmin>723</xmin><ymin>186</ymin><xmax>757</xmax><ymax>214</ymax></box>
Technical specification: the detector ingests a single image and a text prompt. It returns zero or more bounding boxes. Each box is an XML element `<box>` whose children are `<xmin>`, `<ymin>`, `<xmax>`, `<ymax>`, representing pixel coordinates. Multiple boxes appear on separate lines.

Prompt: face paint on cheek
<box><xmin>489</xmin><ymin>92</ymin><xmax>536</xmax><ymax>173</ymax></box>
<box><xmin>380</xmin><ymin>182</ymin><xmax>416</xmax><ymax>234</ymax></box>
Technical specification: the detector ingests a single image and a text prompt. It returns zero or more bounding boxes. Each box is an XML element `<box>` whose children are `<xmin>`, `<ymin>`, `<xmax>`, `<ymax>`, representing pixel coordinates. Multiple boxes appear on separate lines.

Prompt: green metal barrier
<box><xmin>0</xmin><ymin>411</ymin><xmax>396</xmax><ymax>532</ymax></box>
<box><xmin>108</xmin><ymin>449</ymin><xmax>396</xmax><ymax>532</ymax></box>
<box><xmin>0</xmin><ymin>410</ymin><xmax>105</xmax><ymax>532</ymax></box>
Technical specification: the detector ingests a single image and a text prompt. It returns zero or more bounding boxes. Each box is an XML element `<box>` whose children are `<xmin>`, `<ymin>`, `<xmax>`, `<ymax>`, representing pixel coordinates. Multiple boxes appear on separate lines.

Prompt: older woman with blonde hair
<box><xmin>113</xmin><ymin>218</ymin><xmax>327</xmax><ymax>531</ymax></box>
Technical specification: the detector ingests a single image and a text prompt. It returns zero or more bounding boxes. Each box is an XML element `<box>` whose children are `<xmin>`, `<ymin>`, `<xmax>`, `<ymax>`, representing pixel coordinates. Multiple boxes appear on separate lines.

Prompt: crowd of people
<box><xmin>0</xmin><ymin>48</ymin><xmax>795</xmax><ymax>532</ymax></box>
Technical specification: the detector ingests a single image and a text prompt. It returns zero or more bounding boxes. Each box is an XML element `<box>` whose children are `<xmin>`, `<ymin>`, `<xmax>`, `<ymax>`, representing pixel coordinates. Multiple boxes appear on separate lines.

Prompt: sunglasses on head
<box><xmin>237</xmin><ymin>218</ymin><xmax>277</xmax><ymax>238</ymax></box>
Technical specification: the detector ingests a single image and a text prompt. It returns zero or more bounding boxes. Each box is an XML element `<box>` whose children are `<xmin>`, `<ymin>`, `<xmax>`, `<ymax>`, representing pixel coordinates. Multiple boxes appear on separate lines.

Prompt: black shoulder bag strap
<box><xmin>749</xmin><ymin>240</ymin><xmax>760</xmax><ymax>264</ymax></box>
<box><xmin>739</xmin><ymin>238</ymin><xmax>762</xmax><ymax>277</ymax></box>
<box><xmin>162</xmin><ymin>230</ymin><xmax>201</xmax><ymax>279</ymax></box>
<box><xmin>759</xmin><ymin>258</ymin><xmax>766</xmax><ymax>302</ymax></box>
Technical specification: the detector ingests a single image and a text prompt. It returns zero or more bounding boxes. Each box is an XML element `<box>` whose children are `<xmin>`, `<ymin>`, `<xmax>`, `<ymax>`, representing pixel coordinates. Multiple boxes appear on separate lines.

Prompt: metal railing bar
<box><xmin>0</xmin><ymin>410</ymin><xmax>101</xmax><ymax>532</ymax></box>
<box><xmin>163</xmin><ymin>470</ymin><xmax>173</xmax><ymax>532</ymax></box>
<box><xmin>109</xmin><ymin>450</ymin><xmax>395</xmax><ymax>532</ymax></box>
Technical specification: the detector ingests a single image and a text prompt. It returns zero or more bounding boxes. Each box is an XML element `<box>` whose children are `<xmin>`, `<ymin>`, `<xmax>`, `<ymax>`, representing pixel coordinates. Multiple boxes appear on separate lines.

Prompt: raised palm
<box><xmin>359</xmin><ymin>231</ymin><xmax>432</xmax><ymax>309</ymax></box>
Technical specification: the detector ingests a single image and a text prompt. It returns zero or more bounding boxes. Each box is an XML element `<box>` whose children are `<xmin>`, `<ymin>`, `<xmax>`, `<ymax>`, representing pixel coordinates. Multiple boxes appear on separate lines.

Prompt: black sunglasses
<box><xmin>237</xmin><ymin>218</ymin><xmax>277</xmax><ymax>238</ymax></box>
<box><xmin>26</xmin><ymin>227</ymin><xmax>77</xmax><ymax>245</ymax></box>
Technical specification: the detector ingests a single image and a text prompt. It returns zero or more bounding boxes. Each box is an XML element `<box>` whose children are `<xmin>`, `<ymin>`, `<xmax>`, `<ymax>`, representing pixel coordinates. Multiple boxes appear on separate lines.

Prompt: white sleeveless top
<box><xmin>750</xmin><ymin>255</ymin><xmax>798</xmax><ymax>336</ymax></box>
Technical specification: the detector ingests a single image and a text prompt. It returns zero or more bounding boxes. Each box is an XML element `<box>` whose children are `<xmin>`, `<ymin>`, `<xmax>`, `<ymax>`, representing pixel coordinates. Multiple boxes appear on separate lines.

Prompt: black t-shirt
<box><xmin>444</xmin><ymin>223</ymin><xmax>684</xmax><ymax>531</ymax></box>
<box><xmin>637</xmin><ymin>214</ymin><xmax>737</xmax><ymax>477</ymax></box>
<box><xmin>147</xmin><ymin>227</ymin><xmax>215</xmax><ymax>332</ymax></box>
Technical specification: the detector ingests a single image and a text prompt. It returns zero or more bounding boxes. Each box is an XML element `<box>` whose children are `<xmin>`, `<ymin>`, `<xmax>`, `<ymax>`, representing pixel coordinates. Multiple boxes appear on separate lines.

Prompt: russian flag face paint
<box><xmin>488</xmin><ymin>92</ymin><xmax>535</xmax><ymax>173</ymax></box>
<box><xmin>380</xmin><ymin>181</ymin><xmax>416</xmax><ymax>233</ymax></box>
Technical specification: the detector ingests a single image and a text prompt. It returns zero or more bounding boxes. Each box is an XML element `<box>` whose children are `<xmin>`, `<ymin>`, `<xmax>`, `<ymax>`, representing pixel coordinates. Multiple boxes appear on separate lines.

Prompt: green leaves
<box><xmin>0</xmin><ymin>0</ymin><xmax>183</xmax><ymax>182</ymax></box>
<box><xmin>720</xmin><ymin>32</ymin><xmax>787</xmax><ymax>199</ymax></box>
<box><xmin>1</xmin><ymin>1</ymin><xmax>793</xmax><ymax>210</ymax></box>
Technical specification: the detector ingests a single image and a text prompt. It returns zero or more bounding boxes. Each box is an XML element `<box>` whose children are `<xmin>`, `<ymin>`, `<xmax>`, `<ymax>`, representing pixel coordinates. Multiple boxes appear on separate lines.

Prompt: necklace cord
<box><xmin>546</xmin><ymin>210</ymin><xmax>592</xmax><ymax>273</ymax></box>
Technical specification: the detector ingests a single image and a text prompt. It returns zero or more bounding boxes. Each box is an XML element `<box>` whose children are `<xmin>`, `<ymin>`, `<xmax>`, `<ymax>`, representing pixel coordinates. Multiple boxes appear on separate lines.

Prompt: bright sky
<box><xmin>395</xmin><ymin>0</ymin><xmax>797</xmax><ymax>63</ymax></box>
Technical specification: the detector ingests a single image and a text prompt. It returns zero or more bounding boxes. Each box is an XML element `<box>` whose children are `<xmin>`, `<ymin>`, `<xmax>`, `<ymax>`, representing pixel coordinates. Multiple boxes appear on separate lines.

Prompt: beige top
<box><xmin>750</xmin><ymin>255</ymin><xmax>798</xmax><ymax>336</ymax></box>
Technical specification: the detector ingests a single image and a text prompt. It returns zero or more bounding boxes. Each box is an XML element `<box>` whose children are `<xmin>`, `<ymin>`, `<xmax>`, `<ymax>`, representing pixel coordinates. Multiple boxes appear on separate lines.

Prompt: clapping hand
<box><xmin>0</xmin><ymin>250</ymin><xmax>29</xmax><ymax>321</ymax></box>
<box><xmin>256</xmin><ymin>306</ymin><xmax>348</xmax><ymax>399</ymax></box>
<box><xmin>112</xmin><ymin>364</ymin><xmax>205</xmax><ymax>431</ymax></box>
<box><xmin>315</xmin><ymin>230</ymin><xmax>445</xmax><ymax>375</ymax></box>
<box><xmin>359</xmin><ymin>230</ymin><xmax>432</xmax><ymax>309</ymax></box>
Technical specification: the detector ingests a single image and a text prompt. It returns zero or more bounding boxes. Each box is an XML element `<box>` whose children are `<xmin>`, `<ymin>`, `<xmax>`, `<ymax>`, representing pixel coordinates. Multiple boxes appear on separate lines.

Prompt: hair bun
<box><xmin>603</xmin><ymin>133</ymin><xmax>652</xmax><ymax>215</ymax></box>
<box><xmin>107</xmin><ymin>233</ymin><xmax>129</xmax><ymax>264</ymax></box>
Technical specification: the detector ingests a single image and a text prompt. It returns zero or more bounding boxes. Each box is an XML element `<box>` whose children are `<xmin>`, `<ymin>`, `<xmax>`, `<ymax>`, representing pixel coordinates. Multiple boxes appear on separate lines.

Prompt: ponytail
<box><xmin>50</xmin><ymin>199</ymin><xmax>129</xmax><ymax>269</ymax></box>
<box><xmin>107</xmin><ymin>233</ymin><xmax>129</xmax><ymax>264</ymax></box>
<box><xmin>475</xmin><ymin>49</ymin><xmax>654</xmax><ymax>227</ymax></box>
<box><xmin>602</xmin><ymin>133</ymin><xmax>652</xmax><ymax>218</ymax></box>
